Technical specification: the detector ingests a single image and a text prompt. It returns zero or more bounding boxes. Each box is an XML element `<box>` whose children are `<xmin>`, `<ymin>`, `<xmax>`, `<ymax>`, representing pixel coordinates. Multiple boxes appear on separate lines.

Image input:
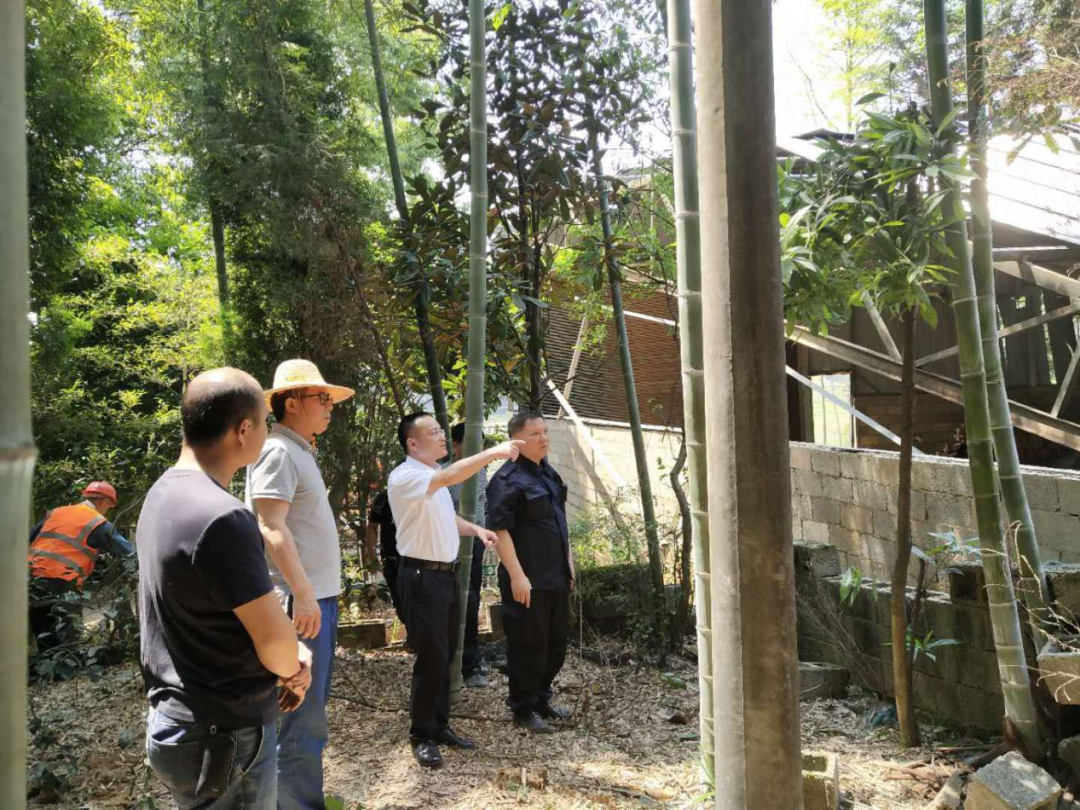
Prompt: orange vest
<box><xmin>28</xmin><ymin>504</ymin><xmax>105</xmax><ymax>586</ymax></box>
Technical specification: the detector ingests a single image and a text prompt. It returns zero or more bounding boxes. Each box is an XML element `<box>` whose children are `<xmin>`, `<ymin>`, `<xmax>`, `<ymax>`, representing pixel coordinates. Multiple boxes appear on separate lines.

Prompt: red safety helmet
<box><xmin>81</xmin><ymin>481</ymin><xmax>118</xmax><ymax>506</ymax></box>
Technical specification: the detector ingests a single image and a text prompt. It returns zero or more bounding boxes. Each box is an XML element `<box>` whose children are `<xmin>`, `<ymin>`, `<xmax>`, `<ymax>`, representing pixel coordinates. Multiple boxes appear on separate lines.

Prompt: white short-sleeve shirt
<box><xmin>387</xmin><ymin>456</ymin><xmax>459</xmax><ymax>563</ymax></box>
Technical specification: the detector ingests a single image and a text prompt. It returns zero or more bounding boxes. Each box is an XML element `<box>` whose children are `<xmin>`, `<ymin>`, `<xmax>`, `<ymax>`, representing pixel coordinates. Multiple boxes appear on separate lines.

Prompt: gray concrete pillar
<box><xmin>692</xmin><ymin>0</ymin><xmax>804</xmax><ymax>805</ymax></box>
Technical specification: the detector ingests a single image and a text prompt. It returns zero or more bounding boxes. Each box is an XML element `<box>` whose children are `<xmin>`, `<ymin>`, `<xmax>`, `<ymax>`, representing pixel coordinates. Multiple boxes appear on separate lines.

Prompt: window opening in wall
<box><xmin>811</xmin><ymin>373</ymin><xmax>855</xmax><ymax>448</ymax></box>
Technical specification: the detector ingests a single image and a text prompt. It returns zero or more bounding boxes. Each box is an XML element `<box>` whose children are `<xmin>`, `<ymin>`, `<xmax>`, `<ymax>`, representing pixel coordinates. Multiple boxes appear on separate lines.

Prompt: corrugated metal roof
<box><xmin>778</xmin><ymin>126</ymin><xmax>1080</xmax><ymax>247</ymax></box>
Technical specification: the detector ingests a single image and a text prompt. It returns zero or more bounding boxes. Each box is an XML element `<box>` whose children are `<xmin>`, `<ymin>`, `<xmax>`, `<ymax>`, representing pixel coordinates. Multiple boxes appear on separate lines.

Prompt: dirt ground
<box><xmin>27</xmin><ymin>633</ymin><xmax>991</xmax><ymax>809</ymax></box>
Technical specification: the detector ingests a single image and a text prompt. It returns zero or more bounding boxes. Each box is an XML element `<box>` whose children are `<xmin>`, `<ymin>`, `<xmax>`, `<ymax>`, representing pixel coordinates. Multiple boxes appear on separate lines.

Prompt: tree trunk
<box><xmin>668</xmin><ymin>438</ymin><xmax>691</xmax><ymax>653</ymax></box>
<box><xmin>592</xmin><ymin>143</ymin><xmax>667</xmax><ymax>646</ymax></box>
<box><xmin>924</xmin><ymin>0</ymin><xmax>1042</xmax><ymax>759</ymax></box>
<box><xmin>966</xmin><ymin>0</ymin><xmax>1049</xmax><ymax>633</ymax></box>
<box><xmin>195</xmin><ymin>0</ymin><xmax>233</xmax><ymax>357</ymax></box>
<box><xmin>360</xmin><ymin>0</ymin><xmax>451</xmax><ymax>455</ymax></box>
<box><xmin>891</xmin><ymin>307</ymin><xmax>919</xmax><ymax>747</ymax></box>
<box><xmin>666</xmin><ymin>0</ymin><xmax>714</xmax><ymax>780</ymax></box>
<box><xmin>694</xmin><ymin>0</ymin><xmax>803</xmax><ymax>801</ymax></box>
<box><xmin>1</xmin><ymin>3</ymin><xmax>36</xmax><ymax>804</ymax></box>
<box><xmin>449</xmin><ymin>0</ymin><xmax>488</xmax><ymax>702</ymax></box>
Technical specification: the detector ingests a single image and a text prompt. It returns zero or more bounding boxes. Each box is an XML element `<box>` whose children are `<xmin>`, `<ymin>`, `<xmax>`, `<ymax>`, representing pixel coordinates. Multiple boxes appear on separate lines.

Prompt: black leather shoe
<box><xmin>537</xmin><ymin>702</ymin><xmax>572</xmax><ymax>721</ymax></box>
<box><xmin>412</xmin><ymin>740</ymin><xmax>443</xmax><ymax>768</ymax></box>
<box><xmin>514</xmin><ymin>711</ymin><xmax>554</xmax><ymax>734</ymax></box>
<box><xmin>436</xmin><ymin>727</ymin><xmax>476</xmax><ymax>750</ymax></box>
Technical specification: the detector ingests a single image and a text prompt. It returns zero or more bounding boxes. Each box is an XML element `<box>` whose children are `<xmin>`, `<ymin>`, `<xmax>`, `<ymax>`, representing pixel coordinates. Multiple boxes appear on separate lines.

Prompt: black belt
<box><xmin>402</xmin><ymin>556</ymin><xmax>459</xmax><ymax>572</ymax></box>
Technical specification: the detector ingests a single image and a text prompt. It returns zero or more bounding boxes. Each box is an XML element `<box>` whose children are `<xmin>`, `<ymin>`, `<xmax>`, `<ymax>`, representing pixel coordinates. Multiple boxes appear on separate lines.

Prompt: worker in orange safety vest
<box><xmin>28</xmin><ymin>481</ymin><xmax>135</xmax><ymax>650</ymax></box>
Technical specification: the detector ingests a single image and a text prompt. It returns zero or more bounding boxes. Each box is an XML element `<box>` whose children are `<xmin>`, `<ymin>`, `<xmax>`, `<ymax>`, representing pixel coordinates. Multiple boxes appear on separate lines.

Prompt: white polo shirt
<box><xmin>387</xmin><ymin>456</ymin><xmax>459</xmax><ymax>563</ymax></box>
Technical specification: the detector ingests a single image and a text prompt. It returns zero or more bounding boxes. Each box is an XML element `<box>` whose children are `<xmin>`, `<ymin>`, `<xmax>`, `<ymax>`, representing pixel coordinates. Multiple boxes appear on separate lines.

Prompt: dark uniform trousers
<box><xmin>462</xmin><ymin>536</ymin><xmax>485</xmax><ymax>676</ymax></box>
<box><xmin>500</xmin><ymin>584</ymin><xmax>570</xmax><ymax>717</ymax></box>
<box><xmin>398</xmin><ymin>561</ymin><xmax>460</xmax><ymax>741</ymax></box>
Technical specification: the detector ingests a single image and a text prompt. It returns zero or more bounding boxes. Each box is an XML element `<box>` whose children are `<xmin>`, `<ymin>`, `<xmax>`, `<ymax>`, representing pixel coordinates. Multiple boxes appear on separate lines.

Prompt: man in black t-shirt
<box><xmin>487</xmin><ymin>412</ymin><xmax>574</xmax><ymax>734</ymax></box>
<box><xmin>138</xmin><ymin>368</ymin><xmax>312</xmax><ymax>809</ymax></box>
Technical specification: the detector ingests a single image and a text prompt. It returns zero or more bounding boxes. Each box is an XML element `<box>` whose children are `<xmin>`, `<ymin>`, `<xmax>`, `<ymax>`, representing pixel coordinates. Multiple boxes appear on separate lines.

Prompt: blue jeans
<box><xmin>145</xmin><ymin>708</ymin><xmax>277</xmax><ymax>810</ymax></box>
<box><xmin>278</xmin><ymin>596</ymin><xmax>338</xmax><ymax>810</ymax></box>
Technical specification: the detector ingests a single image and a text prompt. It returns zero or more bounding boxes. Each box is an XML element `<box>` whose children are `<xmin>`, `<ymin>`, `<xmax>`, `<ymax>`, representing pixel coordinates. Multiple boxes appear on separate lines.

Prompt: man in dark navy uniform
<box><xmin>487</xmin><ymin>411</ymin><xmax>574</xmax><ymax>734</ymax></box>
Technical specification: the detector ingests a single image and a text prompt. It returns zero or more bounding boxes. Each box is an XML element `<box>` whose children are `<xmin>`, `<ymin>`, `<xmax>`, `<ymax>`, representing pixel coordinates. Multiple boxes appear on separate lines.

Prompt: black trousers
<box><xmin>500</xmin><ymin>585</ymin><xmax>570</xmax><ymax>717</ymax></box>
<box><xmin>381</xmin><ymin>554</ymin><xmax>404</xmax><ymax>625</ymax></box>
<box><xmin>462</xmin><ymin>537</ymin><xmax>485</xmax><ymax>676</ymax></box>
<box><xmin>398</xmin><ymin>563</ymin><xmax>460</xmax><ymax>741</ymax></box>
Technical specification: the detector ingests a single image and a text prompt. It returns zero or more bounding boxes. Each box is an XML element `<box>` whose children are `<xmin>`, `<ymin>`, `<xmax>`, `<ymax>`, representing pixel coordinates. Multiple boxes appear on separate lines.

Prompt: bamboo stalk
<box><xmin>1</xmin><ymin>2</ymin><xmax>36</xmax><ymax>805</ymax></box>
<box><xmin>591</xmin><ymin>141</ymin><xmax>667</xmax><ymax>646</ymax></box>
<box><xmin>924</xmin><ymin>0</ymin><xmax>1042</xmax><ymax>758</ymax></box>
<box><xmin>965</xmin><ymin>0</ymin><xmax>1050</xmax><ymax>633</ymax></box>
<box><xmin>665</xmin><ymin>0</ymin><xmax>714</xmax><ymax>782</ymax></box>
<box><xmin>358</xmin><ymin>0</ymin><xmax>451</xmax><ymax>455</ymax></box>
<box><xmin>449</xmin><ymin>0</ymin><xmax>488</xmax><ymax>702</ymax></box>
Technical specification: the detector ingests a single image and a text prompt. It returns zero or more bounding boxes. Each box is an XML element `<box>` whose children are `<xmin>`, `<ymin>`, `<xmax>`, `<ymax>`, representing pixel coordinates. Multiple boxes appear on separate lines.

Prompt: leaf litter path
<box><xmin>27</xmin><ymin>640</ymin><xmax>985</xmax><ymax>808</ymax></box>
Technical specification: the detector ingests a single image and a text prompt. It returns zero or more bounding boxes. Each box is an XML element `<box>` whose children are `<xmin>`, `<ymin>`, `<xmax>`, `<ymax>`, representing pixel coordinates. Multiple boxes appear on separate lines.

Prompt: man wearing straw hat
<box><xmin>246</xmin><ymin>359</ymin><xmax>353</xmax><ymax>810</ymax></box>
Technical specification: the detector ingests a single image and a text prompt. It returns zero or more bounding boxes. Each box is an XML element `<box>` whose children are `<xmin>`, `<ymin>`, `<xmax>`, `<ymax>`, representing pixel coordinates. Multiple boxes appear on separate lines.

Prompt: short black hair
<box><xmin>451</xmin><ymin>422</ymin><xmax>466</xmax><ymax>445</ymax></box>
<box><xmin>270</xmin><ymin>390</ymin><xmax>297</xmax><ymax>421</ymax></box>
<box><xmin>508</xmin><ymin>410</ymin><xmax>545</xmax><ymax>437</ymax></box>
<box><xmin>398</xmin><ymin>411</ymin><xmax>432</xmax><ymax>453</ymax></box>
<box><xmin>181</xmin><ymin>380</ymin><xmax>262</xmax><ymax>449</ymax></box>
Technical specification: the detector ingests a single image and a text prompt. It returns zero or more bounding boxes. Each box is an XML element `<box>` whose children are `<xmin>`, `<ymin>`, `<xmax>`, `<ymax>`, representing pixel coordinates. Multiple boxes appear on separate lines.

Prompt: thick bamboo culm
<box><xmin>1</xmin><ymin>1</ymin><xmax>36</xmax><ymax>806</ymax></box>
<box><xmin>450</xmin><ymin>0</ymin><xmax>489</xmax><ymax>701</ymax></box>
<box><xmin>965</xmin><ymin>0</ymin><xmax>1050</xmax><ymax>634</ymax></box>
<box><xmin>665</xmin><ymin>0</ymin><xmax>714</xmax><ymax>782</ymax></box>
<box><xmin>924</xmin><ymin>0</ymin><xmax>1042</xmax><ymax>757</ymax></box>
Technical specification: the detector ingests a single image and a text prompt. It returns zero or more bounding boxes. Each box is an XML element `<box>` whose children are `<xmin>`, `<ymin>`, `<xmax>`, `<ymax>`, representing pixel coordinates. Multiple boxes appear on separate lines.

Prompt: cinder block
<box><xmin>965</xmin><ymin>750</ymin><xmax>1061</xmax><ymax>810</ymax></box>
<box><xmin>790</xmin><ymin>443</ymin><xmax>814</xmax><ymax>471</ymax></box>
<box><xmin>1046</xmin><ymin>562</ymin><xmax>1080</xmax><ymax>622</ymax></box>
<box><xmin>868</xmin><ymin>455</ymin><xmax>901</xmax><ymax>486</ymax></box>
<box><xmin>948</xmin><ymin>560</ymin><xmax>987</xmax><ymax>603</ymax></box>
<box><xmin>1031</xmin><ymin>509</ymin><xmax>1080</xmax><ymax>550</ymax></box>
<box><xmin>812</xmin><ymin>497</ymin><xmax>841</xmax><ymax>525</ymax></box>
<box><xmin>1038</xmin><ymin>635</ymin><xmax>1080</xmax><ymax>705</ymax></box>
<box><xmin>801</xmin><ymin>751</ymin><xmax>839</xmax><ymax>810</ymax></box>
<box><xmin>791</xmin><ymin>494</ymin><xmax>814</xmax><ymax>521</ymax></box>
<box><xmin>872</xmin><ymin>510</ymin><xmax>897</xmax><ymax>542</ymax></box>
<box><xmin>1023</xmin><ymin>473</ymin><xmax>1060</xmax><ymax>512</ymax></box>
<box><xmin>853</xmin><ymin>480</ymin><xmax>892</xmax><ymax>512</ymax></box>
<box><xmin>799</xmin><ymin>661</ymin><xmax>850</xmax><ymax>700</ymax></box>
<box><xmin>1058</xmin><ymin>477</ymin><xmax>1080</xmax><ymax>516</ymax></box>
<box><xmin>840</xmin><ymin>504</ymin><xmax>874</xmax><ymax>534</ymax></box>
<box><xmin>925</xmin><ymin>493</ymin><xmax>977</xmax><ymax>527</ymax></box>
<box><xmin>793</xmin><ymin>469</ymin><xmax>824</xmax><ymax>498</ymax></box>
<box><xmin>929</xmin><ymin>773</ymin><xmax>964</xmax><ymax>809</ymax></box>
<box><xmin>811</xmin><ymin>448</ymin><xmax>842</xmax><ymax>478</ymax></box>
<box><xmin>821</xmin><ymin>476</ymin><xmax>853</xmax><ymax>503</ymax></box>
<box><xmin>793</xmin><ymin>541</ymin><xmax>842</xmax><ymax>578</ymax></box>
<box><xmin>803</xmin><ymin>521</ymin><xmax>831</xmax><ymax>544</ymax></box>
<box><xmin>840</xmin><ymin>451</ymin><xmax>876</xmax><ymax>481</ymax></box>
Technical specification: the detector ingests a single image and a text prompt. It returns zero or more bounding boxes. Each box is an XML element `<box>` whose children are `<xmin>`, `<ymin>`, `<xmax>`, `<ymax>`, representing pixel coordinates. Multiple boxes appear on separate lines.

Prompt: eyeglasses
<box><xmin>298</xmin><ymin>392</ymin><xmax>334</xmax><ymax>406</ymax></box>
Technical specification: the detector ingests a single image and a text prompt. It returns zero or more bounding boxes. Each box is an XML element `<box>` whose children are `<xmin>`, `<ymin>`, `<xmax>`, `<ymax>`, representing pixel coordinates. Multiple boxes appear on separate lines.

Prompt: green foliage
<box><xmin>780</xmin><ymin>104</ymin><xmax>963</xmax><ymax>332</ymax></box>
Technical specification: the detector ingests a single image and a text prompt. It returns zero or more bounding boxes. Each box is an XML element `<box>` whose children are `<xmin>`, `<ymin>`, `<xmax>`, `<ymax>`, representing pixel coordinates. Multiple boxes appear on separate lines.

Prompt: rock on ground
<box><xmin>965</xmin><ymin>751</ymin><xmax>1061</xmax><ymax>810</ymax></box>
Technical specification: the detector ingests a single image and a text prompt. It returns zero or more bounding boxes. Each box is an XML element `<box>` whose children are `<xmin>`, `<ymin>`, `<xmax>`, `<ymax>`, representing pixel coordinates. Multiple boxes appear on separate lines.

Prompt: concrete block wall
<box><xmin>546</xmin><ymin>418</ymin><xmax>684</xmax><ymax>525</ymax></box>
<box><xmin>791</xmin><ymin>443</ymin><xmax>1080</xmax><ymax>582</ymax></box>
<box><xmin>549</xmin><ymin>418</ymin><xmax>1080</xmax><ymax>579</ymax></box>
<box><xmin>795</xmin><ymin>548</ymin><xmax>1004</xmax><ymax>730</ymax></box>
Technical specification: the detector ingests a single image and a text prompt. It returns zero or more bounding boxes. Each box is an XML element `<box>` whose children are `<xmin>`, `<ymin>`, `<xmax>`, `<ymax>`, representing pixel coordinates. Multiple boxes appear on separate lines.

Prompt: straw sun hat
<box><xmin>263</xmin><ymin>359</ymin><xmax>355</xmax><ymax>406</ymax></box>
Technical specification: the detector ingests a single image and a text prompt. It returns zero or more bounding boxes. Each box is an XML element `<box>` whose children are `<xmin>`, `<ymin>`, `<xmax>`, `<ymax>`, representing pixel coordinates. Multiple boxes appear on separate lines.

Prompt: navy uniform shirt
<box><xmin>486</xmin><ymin>456</ymin><xmax>570</xmax><ymax>589</ymax></box>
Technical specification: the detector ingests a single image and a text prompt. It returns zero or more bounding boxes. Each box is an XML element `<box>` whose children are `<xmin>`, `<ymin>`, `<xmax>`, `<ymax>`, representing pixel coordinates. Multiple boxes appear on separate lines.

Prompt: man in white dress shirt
<box><xmin>388</xmin><ymin>412</ymin><xmax>521</xmax><ymax>768</ymax></box>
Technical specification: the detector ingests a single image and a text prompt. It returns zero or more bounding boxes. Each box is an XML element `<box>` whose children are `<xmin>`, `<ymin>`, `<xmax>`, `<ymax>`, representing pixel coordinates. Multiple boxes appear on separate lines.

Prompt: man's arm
<box><xmin>425</xmin><ymin>441</ymin><xmax>523</xmax><ymax>495</ymax></box>
<box><xmin>253</xmin><ymin>498</ymin><xmax>321</xmax><ymax>640</ymax></box>
<box><xmin>493</xmin><ymin>528</ymin><xmax>532</xmax><ymax>608</ymax></box>
<box><xmin>455</xmin><ymin>515</ymin><xmax>498</xmax><ymax>548</ymax></box>
<box><xmin>88</xmin><ymin>522</ymin><xmax>135</xmax><ymax>557</ymax></box>
<box><xmin>28</xmin><ymin>519</ymin><xmax>43</xmax><ymax>545</ymax></box>
<box><xmin>234</xmin><ymin>591</ymin><xmax>313</xmax><ymax>708</ymax></box>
